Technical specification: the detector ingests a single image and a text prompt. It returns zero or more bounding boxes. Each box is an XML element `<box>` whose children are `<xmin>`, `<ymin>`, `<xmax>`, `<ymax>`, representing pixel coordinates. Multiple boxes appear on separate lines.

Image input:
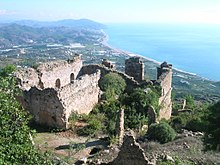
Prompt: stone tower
<box><xmin>157</xmin><ymin>61</ymin><xmax>173</xmax><ymax>120</ymax></box>
<box><xmin>125</xmin><ymin>57</ymin><xmax>144</xmax><ymax>82</ymax></box>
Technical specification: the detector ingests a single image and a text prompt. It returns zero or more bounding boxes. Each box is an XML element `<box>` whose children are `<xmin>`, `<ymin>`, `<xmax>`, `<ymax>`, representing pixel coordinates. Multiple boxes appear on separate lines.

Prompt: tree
<box><xmin>99</xmin><ymin>73</ymin><xmax>126</xmax><ymax>96</ymax></box>
<box><xmin>203</xmin><ymin>101</ymin><xmax>220</xmax><ymax>151</ymax></box>
<box><xmin>0</xmin><ymin>66</ymin><xmax>50</xmax><ymax>164</ymax></box>
<box><xmin>185</xmin><ymin>95</ymin><xmax>195</xmax><ymax>110</ymax></box>
<box><xmin>122</xmin><ymin>88</ymin><xmax>159</xmax><ymax>129</ymax></box>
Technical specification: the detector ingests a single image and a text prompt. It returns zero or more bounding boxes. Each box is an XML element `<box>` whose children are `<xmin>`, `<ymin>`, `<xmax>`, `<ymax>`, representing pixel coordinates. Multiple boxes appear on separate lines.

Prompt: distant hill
<box><xmin>9</xmin><ymin>19</ymin><xmax>106</xmax><ymax>29</ymax></box>
<box><xmin>0</xmin><ymin>22</ymin><xmax>105</xmax><ymax>48</ymax></box>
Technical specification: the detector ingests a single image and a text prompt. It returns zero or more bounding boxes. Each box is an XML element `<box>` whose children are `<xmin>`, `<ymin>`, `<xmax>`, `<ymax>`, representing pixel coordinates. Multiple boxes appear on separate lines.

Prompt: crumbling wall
<box><xmin>80</xmin><ymin>64</ymin><xmax>139</xmax><ymax>89</ymax></box>
<box><xmin>125</xmin><ymin>57</ymin><xmax>144</xmax><ymax>82</ymax></box>
<box><xmin>58</xmin><ymin>70</ymin><xmax>101</xmax><ymax>120</ymax></box>
<box><xmin>14</xmin><ymin>68</ymin><xmax>39</xmax><ymax>91</ymax></box>
<box><xmin>24</xmin><ymin>87</ymin><xmax>67</xmax><ymax>128</ymax></box>
<box><xmin>110</xmin><ymin>130</ymin><xmax>150</xmax><ymax>165</ymax></box>
<box><xmin>15</xmin><ymin>56</ymin><xmax>82</xmax><ymax>90</ymax></box>
<box><xmin>38</xmin><ymin>58</ymin><xmax>82</xmax><ymax>89</ymax></box>
<box><xmin>156</xmin><ymin>62</ymin><xmax>172</xmax><ymax>120</ymax></box>
<box><xmin>23</xmin><ymin>70</ymin><xmax>101</xmax><ymax>129</ymax></box>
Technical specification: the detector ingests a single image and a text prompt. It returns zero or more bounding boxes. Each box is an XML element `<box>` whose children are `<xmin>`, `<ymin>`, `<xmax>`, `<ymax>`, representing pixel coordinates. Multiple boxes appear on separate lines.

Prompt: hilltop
<box><xmin>0</xmin><ymin>19</ymin><xmax>220</xmax><ymax>102</ymax></box>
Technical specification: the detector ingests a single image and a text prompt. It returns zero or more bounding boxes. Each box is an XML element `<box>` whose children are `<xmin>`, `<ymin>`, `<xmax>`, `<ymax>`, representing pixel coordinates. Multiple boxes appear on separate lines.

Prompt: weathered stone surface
<box><xmin>116</xmin><ymin>109</ymin><xmax>124</xmax><ymax>145</ymax></box>
<box><xmin>102</xmin><ymin>59</ymin><xmax>115</xmax><ymax>69</ymax></box>
<box><xmin>15</xmin><ymin>55</ymin><xmax>82</xmax><ymax>90</ymax></box>
<box><xmin>148</xmin><ymin>106</ymin><xmax>157</xmax><ymax>126</ymax></box>
<box><xmin>23</xmin><ymin>70</ymin><xmax>101</xmax><ymax>129</ymax></box>
<box><xmin>24</xmin><ymin>87</ymin><xmax>66</xmax><ymax>128</ymax></box>
<box><xmin>125</xmin><ymin>57</ymin><xmax>144</xmax><ymax>82</ymax></box>
<box><xmin>156</xmin><ymin>62</ymin><xmax>172</xmax><ymax>120</ymax></box>
<box><xmin>15</xmin><ymin>56</ymin><xmax>100</xmax><ymax>129</ymax></box>
<box><xmin>110</xmin><ymin>130</ymin><xmax>150</xmax><ymax>165</ymax></box>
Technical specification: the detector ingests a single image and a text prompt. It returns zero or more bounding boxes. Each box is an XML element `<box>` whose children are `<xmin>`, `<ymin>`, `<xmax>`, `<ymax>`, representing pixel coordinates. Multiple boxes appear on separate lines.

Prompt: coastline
<box><xmin>100</xmin><ymin>30</ymin><xmax>200</xmax><ymax>78</ymax></box>
<box><xmin>100</xmin><ymin>30</ymin><xmax>161</xmax><ymax>65</ymax></box>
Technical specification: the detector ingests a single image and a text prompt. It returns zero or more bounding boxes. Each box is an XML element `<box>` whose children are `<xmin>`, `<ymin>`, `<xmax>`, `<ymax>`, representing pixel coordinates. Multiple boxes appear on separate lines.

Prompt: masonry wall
<box><xmin>156</xmin><ymin>64</ymin><xmax>172</xmax><ymax>120</ymax></box>
<box><xmin>125</xmin><ymin>57</ymin><xmax>144</xmax><ymax>82</ymax></box>
<box><xmin>23</xmin><ymin>70</ymin><xmax>101</xmax><ymax>129</ymax></box>
<box><xmin>58</xmin><ymin>70</ymin><xmax>101</xmax><ymax>121</ymax></box>
<box><xmin>24</xmin><ymin>87</ymin><xmax>67</xmax><ymax>128</ymax></box>
<box><xmin>38</xmin><ymin>58</ymin><xmax>82</xmax><ymax>89</ymax></box>
<box><xmin>14</xmin><ymin>68</ymin><xmax>39</xmax><ymax>91</ymax></box>
<box><xmin>80</xmin><ymin>64</ymin><xmax>139</xmax><ymax>89</ymax></box>
<box><xmin>15</xmin><ymin>56</ymin><xmax>82</xmax><ymax>90</ymax></box>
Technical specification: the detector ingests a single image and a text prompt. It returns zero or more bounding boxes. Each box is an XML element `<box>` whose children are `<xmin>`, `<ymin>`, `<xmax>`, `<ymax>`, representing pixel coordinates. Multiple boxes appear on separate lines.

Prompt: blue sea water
<box><xmin>105</xmin><ymin>24</ymin><xmax>220</xmax><ymax>81</ymax></box>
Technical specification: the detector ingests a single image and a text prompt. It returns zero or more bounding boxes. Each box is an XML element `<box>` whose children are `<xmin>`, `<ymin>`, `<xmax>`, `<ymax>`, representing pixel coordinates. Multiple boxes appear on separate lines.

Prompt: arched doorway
<box><xmin>55</xmin><ymin>79</ymin><xmax>61</xmax><ymax>88</ymax></box>
<box><xmin>70</xmin><ymin>73</ymin><xmax>75</xmax><ymax>82</ymax></box>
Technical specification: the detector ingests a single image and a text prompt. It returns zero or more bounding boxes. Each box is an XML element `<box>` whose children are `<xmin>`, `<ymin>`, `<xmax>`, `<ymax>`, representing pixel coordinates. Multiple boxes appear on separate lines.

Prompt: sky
<box><xmin>0</xmin><ymin>0</ymin><xmax>220</xmax><ymax>24</ymax></box>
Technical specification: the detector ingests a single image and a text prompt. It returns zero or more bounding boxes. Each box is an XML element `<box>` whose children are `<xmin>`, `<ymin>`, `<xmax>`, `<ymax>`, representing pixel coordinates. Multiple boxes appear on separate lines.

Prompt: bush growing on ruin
<box><xmin>99</xmin><ymin>73</ymin><xmax>126</xmax><ymax>96</ymax></box>
<box><xmin>121</xmin><ymin>88</ymin><xmax>159</xmax><ymax>129</ymax></box>
<box><xmin>0</xmin><ymin>66</ymin><xmax>50</xmax><ymax>164</ymax></box>
<box><xmin>146</xmin><ymin>122</ymin><xmax>176</xmax><ymax>144</ymax></box>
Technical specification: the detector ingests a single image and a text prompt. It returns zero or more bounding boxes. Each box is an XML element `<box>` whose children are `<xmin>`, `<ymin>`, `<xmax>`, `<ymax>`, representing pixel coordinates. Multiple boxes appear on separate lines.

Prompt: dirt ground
<box><xmin>34</xmin><ymin>130</ymin><xmax>108</xmax><ymax>164</ymax></box>
<box><xmin>34</xmin><ymin>129</ymin><xmax>220</xmax><ymax>164</ymax></box>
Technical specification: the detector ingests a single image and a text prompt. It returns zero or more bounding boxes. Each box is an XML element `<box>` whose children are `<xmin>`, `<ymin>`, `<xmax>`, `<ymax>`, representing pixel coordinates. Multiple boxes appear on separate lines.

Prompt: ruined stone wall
<box><xmin>156</xmin><ymin>62</ymin><xmax>172</xmax><ymax>120</ymax></box>
<box><xmin>110</xmin><ymin>130</ymin><xmax>150</xmax><ymax>165</ymax></box>
<box><xmin>38</xmin><ymin>58</ymin><xmax>82</xmax><ymax>89</ymax></box>
<box><xmin>14</xmin><ymin>68</ymin><xmax>39</xmax><ymax>91</ymax></box>
<box><xmin>80</xmin><ymin>64</ymin><xmax>139</xmax><ymax>89</ymax></box>
<box><xmin>24</xmin><ymin>87</ymin><xmax>67</xmax><ymax>128</ymax></box>
<box><xmin>15</xmin><ymin>56</ymin><xmax>82</xmax><ymax>90</ymax></box>
<box><xmin>23</xmin><ymin>70</ymin><xmax>101</xmax><ymax>129</ymax></box>
<box><xmin>58</xmin><ymin>70</ymin><xmax>101</xmax><ymax>120</ymax></box>
<box><xmin>125</xmin><ymin>57</ymin><xmax>144</xmax><ymax>82</ymax></box>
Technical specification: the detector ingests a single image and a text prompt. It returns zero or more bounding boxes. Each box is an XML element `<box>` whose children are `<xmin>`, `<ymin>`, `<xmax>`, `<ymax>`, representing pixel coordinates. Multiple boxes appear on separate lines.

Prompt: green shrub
<box><xmin>99</xmin><ymin>73</ymin><xmax>126</xmax><ymax>95</ymax></box>
<box><xmin>203</xmin><ymin>101</ymin><xmax>220</xmax><ymax>151</ymax></box>
<box><xmin>0</xmin><ymin>66</ymin><xmax>50</xmax><ymax>164</ymax></box>
<box><xmin>76</xmin><ymin>113</ymin><xmax>105</xmax><ymax>136</ymax></box>
<box><xmin>147</xmin><ymin>122</ymin><xmax>176</xmax><ymax>144</ymax></box>
<box><xmin>68</xmin><ymin>113</ymin><xmax>80</xmax><ymax>123</ymax></box>
<box><xmin>170</xmin><ymin>114</ymin><xmax>188</xmax><ymax>132</ymax></box>
<box><xmin>185</xmin><ymin>117</ymin><xmax>206</xmax><ymax>132</ymax></box>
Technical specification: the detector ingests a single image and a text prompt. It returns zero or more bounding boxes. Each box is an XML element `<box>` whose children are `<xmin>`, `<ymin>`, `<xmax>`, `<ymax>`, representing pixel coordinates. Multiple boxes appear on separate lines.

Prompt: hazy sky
<box><xmin>1</xmin><ymin>0</ymin><xmax>220</xmax><ymax>24</ymax></box>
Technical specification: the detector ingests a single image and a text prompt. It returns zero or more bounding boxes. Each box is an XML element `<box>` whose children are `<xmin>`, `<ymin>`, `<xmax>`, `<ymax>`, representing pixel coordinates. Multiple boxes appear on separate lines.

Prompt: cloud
<box><xmin>0</xmin><ymin>9</ymin><xmax>17</xmax><ymax>16</ymax></box>
<box><xmin>0</xmin><ymin>10</ymin><xmax>7</xmax><ymax>15</ymax></box>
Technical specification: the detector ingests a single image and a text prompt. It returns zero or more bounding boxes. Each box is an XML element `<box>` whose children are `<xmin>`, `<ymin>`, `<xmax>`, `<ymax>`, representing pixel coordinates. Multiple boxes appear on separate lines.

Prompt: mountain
<box><xmin>12</xmin><ymin>19</ymin><xmax>106</xmax><ymax>29</ymax></box>
<box><xmin>0</xmin><ymin>23</ymin><xmax>104</xmax><ymax>48</ymax></box>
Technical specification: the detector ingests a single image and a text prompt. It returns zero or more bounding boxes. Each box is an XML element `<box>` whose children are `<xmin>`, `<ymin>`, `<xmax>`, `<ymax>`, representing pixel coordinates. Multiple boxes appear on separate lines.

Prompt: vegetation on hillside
<box><xmin>203</xmin><ymin>101</ymin><xmax>220</xmax><ymax>151</ymax></box>
<box><xmin>0</xmin><ymin>65</ymin><xmax>50</xmax><ymax>164</ymax></box>
<box><xmin>146</xmin><ymin>122</ymin><xmax>176</xmax><ymax>144</ymax></box>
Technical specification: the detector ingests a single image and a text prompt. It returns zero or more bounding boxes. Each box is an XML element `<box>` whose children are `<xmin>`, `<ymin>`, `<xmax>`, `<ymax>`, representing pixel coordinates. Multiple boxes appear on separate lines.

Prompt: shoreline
<box><xmin>100</xmin><ymin>30</ymin><xmax>201</xmax><ymax>78</ymax></box>
<box><xmin>100</xmin><ymin>29</ymin><xmax>161</xmax><ymax>65</ymax></box>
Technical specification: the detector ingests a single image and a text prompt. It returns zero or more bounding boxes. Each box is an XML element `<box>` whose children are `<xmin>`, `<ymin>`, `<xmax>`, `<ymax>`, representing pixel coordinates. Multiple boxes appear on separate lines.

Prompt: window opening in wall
<box><xmin>55</xmin><ymin>79</ymin><xmax>61</xmax><ymax>88</ymax></box>
<box><xmin>70</xmin><ymin>73</ymin><xmax>75</xmax><ymax>82</ymax></box>
<box><xmin>162</xmin><ymin>88</ymin><xmax>165</xmax><ymax>96</ymax></box>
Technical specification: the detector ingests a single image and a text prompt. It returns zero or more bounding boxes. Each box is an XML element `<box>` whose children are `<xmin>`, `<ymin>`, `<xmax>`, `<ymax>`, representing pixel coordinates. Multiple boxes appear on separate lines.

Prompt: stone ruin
<box><xmin>125</xmin><ymin>57</ymin><xmax>144</xmax><ymax>82</ymax></box>
<box><xmin>15</xmin><ymin>55</ymin><xmax>172</xmax><ymax>129</ymax></box>
<box><xmin>109</xmin><ymin>130</ymin><xmax>151</xmax><ymax>165</ymax></box>
<box><xmin>125</xmin><ymin>58</ymin><xmax>173</xmax><ymax>120</ymax></box>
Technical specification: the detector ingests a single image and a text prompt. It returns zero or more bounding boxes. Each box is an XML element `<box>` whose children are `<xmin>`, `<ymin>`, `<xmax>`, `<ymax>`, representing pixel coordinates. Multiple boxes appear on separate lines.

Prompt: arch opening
<box><xmin>55</xmin><ymin>79</ymin><xmax>61</xmax><ymax>88</ymax></box>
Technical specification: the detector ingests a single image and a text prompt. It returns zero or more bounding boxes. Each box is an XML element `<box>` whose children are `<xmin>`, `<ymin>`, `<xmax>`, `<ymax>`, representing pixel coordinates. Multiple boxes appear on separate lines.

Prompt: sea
<box><xmin>104</xmin><ymin>23</ymin><xmax>220</xmax><ymax>81</ymax></box>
